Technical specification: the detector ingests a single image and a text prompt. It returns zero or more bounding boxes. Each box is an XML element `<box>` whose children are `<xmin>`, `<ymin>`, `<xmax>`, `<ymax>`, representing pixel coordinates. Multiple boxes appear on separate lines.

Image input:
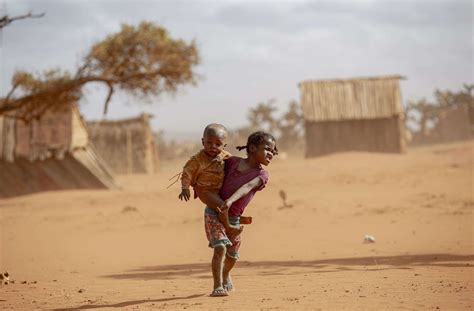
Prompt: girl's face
<box><xmin>250</xmin><ymin>137</ymin><xmax>276</xmax><ymax>166</ymax></box>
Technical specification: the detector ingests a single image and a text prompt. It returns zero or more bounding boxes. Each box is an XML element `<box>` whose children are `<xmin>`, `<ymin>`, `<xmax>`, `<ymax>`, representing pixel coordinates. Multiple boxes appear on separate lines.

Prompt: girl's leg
<box><xmin>211</xmin><ymin>245</ymin><xmax>227</xmax><ymax>295</ymax></box>
<box><xmin>222</xmin><ymin>255</ymin><xmax>237</xmax><ymax>291</ymax></box>
<box><xmin>223</xmin><ymin>222</ymin><xmax>240</xmax><ymax>291</ymax></box>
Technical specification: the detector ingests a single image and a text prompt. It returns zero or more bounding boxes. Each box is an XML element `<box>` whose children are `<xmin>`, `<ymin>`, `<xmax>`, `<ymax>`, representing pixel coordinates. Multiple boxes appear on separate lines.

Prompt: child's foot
<box><xmin>223</xmin><ymin>276</ymin><xmax>235</xmax><ymax>292</ymax></box>
<box><xmin>227</xmin><ymin>225</ymin><xmax>243</xmax><ymax>236</ymax></box>
<box><xmin>223</xmin><ymin>281</ymin><xmax>234</xmax><ymax>292</ymax></box>
<box><xmin>210</xmin><ymin>287</ymin><xmax>228</xmax><ymax>297</ymax></box>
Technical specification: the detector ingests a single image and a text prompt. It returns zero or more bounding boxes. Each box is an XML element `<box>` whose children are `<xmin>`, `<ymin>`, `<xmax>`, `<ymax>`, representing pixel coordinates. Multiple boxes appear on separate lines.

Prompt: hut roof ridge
<box><xmin>299</xmin><ymin>74</ymin><xmax>406</xmax><ymax>86</ymax></box>
<box><xmin>87</xmin><ymin>113</ymin><xmax>154</xmax><ymax>126</ymax></box>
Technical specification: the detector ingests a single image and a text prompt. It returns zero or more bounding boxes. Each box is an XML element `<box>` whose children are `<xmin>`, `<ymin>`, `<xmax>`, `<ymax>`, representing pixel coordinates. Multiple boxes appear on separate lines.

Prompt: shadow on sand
<box><xmin>103</xmin><ymin>253</ymin><xmax>473</xmax><ymax>281</ymax></box>
<box><xmin>51</xmin><ymin>254</ymin><xmax>472</xmax><ymax>310</ymax></box>
<box><xmin>50</xmin><ymin>294</ymin><xmax>206</xmax><ymax>311</ymax></box>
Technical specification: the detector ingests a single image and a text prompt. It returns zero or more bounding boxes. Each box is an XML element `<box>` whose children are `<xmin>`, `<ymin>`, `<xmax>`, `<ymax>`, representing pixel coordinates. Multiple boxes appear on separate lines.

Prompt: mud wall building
<box><xmin>0</xmin><ymin>103</ymin><xmax>118</xmax><ymax>198</ymax></box>
<box><xmin>299</xmin><ymin>75</ymin><xmax>406</xmax><ymax>157</ymax></box>
<box><xmin>87</xmin><ymin>113</ymin><xmax>159</xmax><ymax>175</ymax></box>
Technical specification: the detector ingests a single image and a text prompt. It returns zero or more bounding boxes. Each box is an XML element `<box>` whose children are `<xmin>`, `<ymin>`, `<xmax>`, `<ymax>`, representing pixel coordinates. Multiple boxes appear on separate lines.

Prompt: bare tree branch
<box><xmin>0</xmin><ymin>12</ymin><xmax>45</xmax><ymax>29</ymax></box>
<box><xmin>5</xmin><ymin>83</ymin><xmax>18</xmax><ymax>101</ymax></box>
<box><xmin>103</xmin><ymin>82</ymin><xmax>115</xmax><ymax>116</ymax></box>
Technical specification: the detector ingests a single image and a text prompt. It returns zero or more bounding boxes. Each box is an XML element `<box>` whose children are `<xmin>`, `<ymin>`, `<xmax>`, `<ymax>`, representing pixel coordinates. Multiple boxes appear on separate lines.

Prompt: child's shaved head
<box><xmin>203</xmin><ymin>123</ymin><xmax>227</xmax><ymax>139</ymax></box>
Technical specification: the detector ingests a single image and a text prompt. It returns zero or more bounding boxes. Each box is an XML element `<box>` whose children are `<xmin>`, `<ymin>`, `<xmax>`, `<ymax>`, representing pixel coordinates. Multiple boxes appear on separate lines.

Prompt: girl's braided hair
<box><xmin>236</xmin><ymin>131</ymin><xmax>278</xmax><ymax>155</ymax></box>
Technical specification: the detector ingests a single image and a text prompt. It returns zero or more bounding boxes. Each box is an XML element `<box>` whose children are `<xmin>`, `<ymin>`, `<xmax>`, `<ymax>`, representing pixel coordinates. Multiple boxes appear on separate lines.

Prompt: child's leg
<box><xmin>197</xmin><ymin>191</ymin><xmax>224</xmax><ymax>210</ymax></box>
<box><xmin>199</xmin><ymin>192</ymin><xmax>242</xmax><ymax>234</ymax></box>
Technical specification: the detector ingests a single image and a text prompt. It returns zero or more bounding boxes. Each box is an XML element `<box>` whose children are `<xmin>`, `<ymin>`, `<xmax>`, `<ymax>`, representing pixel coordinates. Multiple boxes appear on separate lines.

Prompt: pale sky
<box><xmin>1</xmin><ymin>0</ymin><xmax>472</xmax><ymax>141</ymax></box>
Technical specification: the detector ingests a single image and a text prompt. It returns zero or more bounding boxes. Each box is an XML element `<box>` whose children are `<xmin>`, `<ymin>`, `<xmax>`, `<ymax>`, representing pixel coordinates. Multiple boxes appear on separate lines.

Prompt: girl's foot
<box><xmin>223</xmin><ymin>282</ymin><xmax>234</xmax><ymax>292</ymax></box>
<box><xmin>223</xmin><ymin>276</ymin><xmax>235</xmax><ymax>292</ymax></box>
<box><xmin>210</xmin><ymin>287</ymin><xmax>228</xmax><ymax>297</ymax></box>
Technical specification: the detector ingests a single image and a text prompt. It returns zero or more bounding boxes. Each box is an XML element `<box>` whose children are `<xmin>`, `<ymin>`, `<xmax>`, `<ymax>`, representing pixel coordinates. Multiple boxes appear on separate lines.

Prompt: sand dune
<box><xmin>1</xmin><ymin>141</ymin><xmax>472</xmax><ymax>310</ymax></box>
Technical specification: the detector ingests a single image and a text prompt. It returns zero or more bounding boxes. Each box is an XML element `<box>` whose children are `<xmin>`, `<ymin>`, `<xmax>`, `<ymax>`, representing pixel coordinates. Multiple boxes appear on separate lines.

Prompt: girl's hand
<box><xmin>219</xmin><ymin>199</ymin><xmax>232</xmax><ymax>213</ymax></box>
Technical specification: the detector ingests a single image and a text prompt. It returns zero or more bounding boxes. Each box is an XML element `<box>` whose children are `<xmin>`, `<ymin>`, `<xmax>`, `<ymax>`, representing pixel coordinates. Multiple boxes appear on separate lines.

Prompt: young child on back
<box><xmin>204</xmin><ymin>131</ymin><xmax>278</xmax><ymax>297</ymax></box>
<box><xmin>178</xmin><ymin>123</ymin><xmax>241</xmax><ymax>234</ymax></box>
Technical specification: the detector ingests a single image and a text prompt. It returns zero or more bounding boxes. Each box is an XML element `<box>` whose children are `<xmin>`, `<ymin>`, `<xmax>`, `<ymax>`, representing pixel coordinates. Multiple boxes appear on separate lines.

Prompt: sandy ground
<box><xmin>0</xmin><ymin>140</ymin><xmax>473</xmax><ymax>310</ymax></box>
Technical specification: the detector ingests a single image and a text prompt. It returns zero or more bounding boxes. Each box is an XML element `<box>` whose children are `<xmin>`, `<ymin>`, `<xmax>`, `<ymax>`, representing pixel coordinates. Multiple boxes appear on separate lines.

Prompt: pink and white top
<box><xmin>219</xmin><ymin>156</ymin><xmax>269</xmax><ymax>217</ymax></box>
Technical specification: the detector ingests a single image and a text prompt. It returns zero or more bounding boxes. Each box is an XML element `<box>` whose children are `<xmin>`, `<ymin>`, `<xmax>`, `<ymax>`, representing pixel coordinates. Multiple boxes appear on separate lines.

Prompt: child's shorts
<box><xmin>204</xmin><ymin>207</ymin><xmax>241</xmax><ymax>260</ymax></box>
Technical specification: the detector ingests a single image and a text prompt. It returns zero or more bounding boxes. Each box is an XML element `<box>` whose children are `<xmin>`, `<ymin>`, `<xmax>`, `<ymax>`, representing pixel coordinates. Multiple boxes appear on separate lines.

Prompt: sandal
<box><xmin>210</xmin><ymin>287</ymin><xmax>229</xmax><ymax>297</ymax></box>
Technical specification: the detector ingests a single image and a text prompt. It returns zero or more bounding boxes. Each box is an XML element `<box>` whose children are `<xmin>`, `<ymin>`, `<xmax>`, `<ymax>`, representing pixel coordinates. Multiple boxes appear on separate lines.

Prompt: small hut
<box><xmin>87</xmin><ymin>114</ymin><xmax>159</xmax><ymax>174</ymax></box>
<box><xmin>299</xmin><ymin>75</ymin><xmax>406</xmax><ymax>157</ymax></box>
<box><xmin>0</xmin><ymin>103</ymin><xmax>118</xmax><ymax>198</ymax></box>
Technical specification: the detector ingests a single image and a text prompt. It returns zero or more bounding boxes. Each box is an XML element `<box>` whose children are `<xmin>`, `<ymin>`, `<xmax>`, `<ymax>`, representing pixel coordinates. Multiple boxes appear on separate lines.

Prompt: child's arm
<box><xmin>197</xmin><ymin>191</ymin><xmax>224</xmax><ymax>212</ymax></box>
<box><xmin>179</xmin><ymin>157</ymin><xmax>200</xmax><ymax>201</ymax></box>
<box><xmin>220</xmin><ymin>176</ymin><xmax>263</xmax><ymax>211</ymax></box>
<box><xmin>216</xmin><ymin>177</ymin><xmax>262</xmax><ymax>235</ymax></box>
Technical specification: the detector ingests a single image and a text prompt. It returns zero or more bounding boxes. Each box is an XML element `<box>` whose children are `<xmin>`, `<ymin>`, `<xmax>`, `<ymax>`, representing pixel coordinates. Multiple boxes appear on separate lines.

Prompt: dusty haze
<box><xmin>1</xmin><ymin>140</ymin><xmax>472</xmax><ymax>310</ymax></box>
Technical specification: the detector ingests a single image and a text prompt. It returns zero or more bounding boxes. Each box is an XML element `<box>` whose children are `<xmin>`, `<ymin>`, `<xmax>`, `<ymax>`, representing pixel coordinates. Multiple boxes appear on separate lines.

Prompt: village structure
<box><xmin>0</xmin><ymin>103</ymin><xmax>118</xmax><ymax>198</ymax></box>
<box><xmin>87</xmin><ymin>113</ymin><xmax>159</xmax><ymax>175</ymax></box>
<box><xmin>299</xmin><ymin>75</ymin><xmax>407</xmax><ymax>157</ymax></box>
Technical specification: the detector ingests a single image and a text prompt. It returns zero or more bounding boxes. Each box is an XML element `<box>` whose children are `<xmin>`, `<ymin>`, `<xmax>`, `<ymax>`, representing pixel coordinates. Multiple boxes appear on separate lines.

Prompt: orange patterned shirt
<box><xmin>180</xmin><ymin>149</ymin><xmax>232</xmax><ymax>194</ymax></box>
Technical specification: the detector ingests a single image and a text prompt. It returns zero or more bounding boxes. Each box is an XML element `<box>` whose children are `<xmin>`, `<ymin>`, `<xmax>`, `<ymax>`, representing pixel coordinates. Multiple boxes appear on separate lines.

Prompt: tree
<box><xmin>0</xmin><ymin>21</ymin><xmax>200</xmax><ymax>122</ymax></box>
<box><xmin>406</xmin><ymin>84</ymin><xmax>473</xmax><ymax>139</ymax></box>
<box><xmin>233</xmin><ymin>99</ymin><xmax>304</xmax><ymax>153</ymax></box>
<box><xmin>277</xmin><ymin>100</ymin><xmax>304</xmax><ymax>150</ymax></box>
<box><xmin>247</xmin><ymin>99</ymin><xmax>279</xmax><ymax>133</ymax></box>
<box><xmin>406</xmin><ymin>98</ymin><xmax>439</xmax><ymax>136</ymax></box>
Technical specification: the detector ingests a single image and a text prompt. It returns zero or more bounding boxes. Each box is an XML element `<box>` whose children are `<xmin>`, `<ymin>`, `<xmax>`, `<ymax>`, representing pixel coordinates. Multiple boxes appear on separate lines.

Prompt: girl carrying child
<box><xmin>178</xmin><ymin>128</ymin><xmax>278</xmax><ymax>297</ymax></box>
<box><xmin>205</xmin><ymin>131</ymin><xmax>278</xmax><ymax>296</ymax></box>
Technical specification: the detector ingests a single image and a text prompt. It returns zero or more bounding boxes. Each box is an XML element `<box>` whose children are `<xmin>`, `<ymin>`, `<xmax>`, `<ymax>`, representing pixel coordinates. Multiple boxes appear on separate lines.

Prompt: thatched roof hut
<box><xmin>299</xmin><ymin>75</ymin><xmax>406</xmax><ymax>157</ymax></box>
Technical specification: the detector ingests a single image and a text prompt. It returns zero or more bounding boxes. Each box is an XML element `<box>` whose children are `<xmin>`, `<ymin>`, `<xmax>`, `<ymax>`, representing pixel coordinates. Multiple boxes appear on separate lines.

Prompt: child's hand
<box><xmin>226</xmin><ymin>224</ymin><xmax>244</xmax><ymax>236</ymax></box>
<box><xmin>179</xmin><ymin>188</ymin><xmax>191</xmax><ymax>201</ymax></box>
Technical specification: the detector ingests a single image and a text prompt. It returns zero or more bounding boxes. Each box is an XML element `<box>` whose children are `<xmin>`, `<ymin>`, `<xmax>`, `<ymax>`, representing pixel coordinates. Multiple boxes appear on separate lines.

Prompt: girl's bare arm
<box><xmin>220</xmin><ymin>177</ymin><xmax>263</xmax><ymax>211</ymax></box>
